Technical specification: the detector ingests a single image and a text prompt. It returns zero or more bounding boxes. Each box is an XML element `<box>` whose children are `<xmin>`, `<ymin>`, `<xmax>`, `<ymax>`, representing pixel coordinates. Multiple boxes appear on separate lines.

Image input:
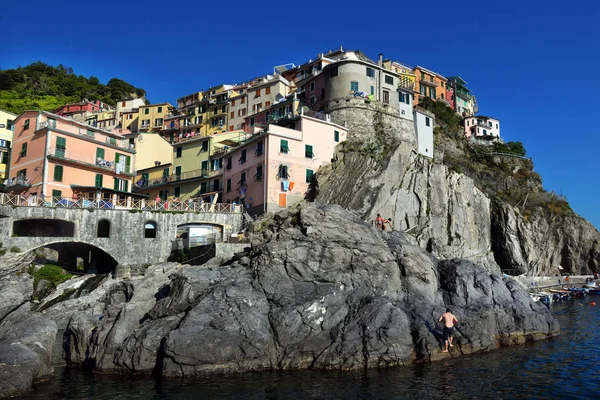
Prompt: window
<box><xmin>306</xmin><ymin>169</ymin><xmax>314</xmax><ymax>183</ymax></box>
<box><xmin>226</xmin><ymin>156</ymin><xmax>232</xmax><ymax>170</ymax></box>
<box><xmin>239</xmin><ymin>149</ymin><xmax>247</xmax><ymax>164</ymax></box>
<box><xmin>256</xmin><ymin>141</ymin><xmax>264</xmax><ymax>156</ymax></box>
<box><xmin>122</xmin><ymin>102</ymin><xmax>126</xmax><ymax>107</ymax></box>
<box><xmin>155</xmin><ymin>118</ymin><xmax>163</xmax><ymax>126</ymax></box>
<box><xmin>441</xmin><ymin>82</ymin><xmax>444</xmax><ymax>88</ymax></box>
<box><xmin>230</xmin><ymin>111</ymin><xmax>234</xmax><ymax>119</ymax></box>
<box><xmin>483</xmin><ymin>129</ymin><xmax>488</xmax><ymax>135</ymax></box>
<box><xmin>52</xmin><ymin>189</ymin><xmax>62</xmax><ymax>198</ymax></box>
<box><xmin>226</xmin><ymin>178</ymin><xmax>232</xmax><ymax>192</ymax></box>
<box><xmin>176</xmin><ymin>146</ymin><xmax>182</xmax><ymax>158</ymax></box>
<box><xmin>329</xmin><ymin>66</ymin><xmax>338</xmax><ymax>78</ymax></box>
<box><xmin>6</xmin><ymin>120</ymin><xmax>13</xmax><ymax>131</ymax></box>
<box><xmin>113</xmin><ymin>177</ymin><xmax>129</xmax><ymax>192</ymax></box>
<box><xmin>232</xmin><ymin>99</ymin><xmax>236</xmax><ymax>106</ymax></box>
<box><xmin>496</xmin><ymin>123</ymin><xmax>499</xmax><ymax>129</ymax></box>
<box><xmin>305</xmin><ymin>144</ymin><xmax>314</xmax><ymax>158</ymax></box>
<box><xmin>250</xmin><ymin>117</ymin><xmax>255</xmax><ymax>127</ymax></box>
<box><xmin>222</xmin><ymin>105</ymin><xmax>226</xmax><ymax>113</ymax></box>
<box><xmin>201</xmin><ymin>140</ymin><xmax>209</xmax><ymax>152</ymax></box>
<box><xmin>366</xmin><ymin>67</ymin><xmax>375</xmax><ymax>78</ymax></box>
<box><xmin>97</xmin><ymin>220</ymin><xmax>110</xmax><ymax>238</ymax></box>
<box><xmin>425</xmin><ymin>117</ymin><xmax>430</xmax><ymax>127</ymax></box>
<box><xmin>53</xmin><ymin>165</ymin><xmax>63</xmax><ymax>182</ymax></box>
<box><xmin>383</xmin><ymin>90</ymin><xmax>390</xmax><ymax>104</ymax></box>
<box><xmin>334</xmin><ymin>130</ymin><xmax>340</xmax><ymax>142</ymax></box>
<box><xmin>255</xmin><ymin>165</ymin><xmax>263</xmax><ymax>181</ymax></box>
<box><xmin>144</xmin><ymin>221</ymin><xmax>157</xmax><ymax>238</ymax></box>
<box><xmin>266</xmin><ymin>87</ymin><xmax>271</xmax><ymax>95</ymax></box>
<box><xmin>385</xmin><ymin>75</ymin><xmax>394</xmax><ymax>85</ymax></box>
<box><xmin>86</xmin><ymin>129</ymin><xmax>94</xmax><ymax>137</ymax></box>
<box><xmin>157</xmin><ymin>106</ymin><xmax>162</xmax><ymax>113</ymax></box>
<box><xmin>23</xmin><ymin>119</ymin><xmax>30</xmax><ymax>130</ymax></box>
<box><xmin>95</xmin><ymin>174</ymin><xmax>103</xmax><ymax>188</ymax></box>
<box><xmin>370</xmin><ymin>86</ymin><xmax>375</xmax><ymax>95</ymax></box>
<box><xmin>175</xmin><ymin>166</ymin><xmax>182</xmax><ymax>180</ymax></box>
<box><xmin>141</xmin><ymin>119</ymin><xmax>150</xmax><ymax>127</ymax></box>
<box><xmin>212</xmin><ymin>179</ymin><xmax>220</xmax><ymax>192</ymax></box>
<box><xmin>277</xmin><ymin>164</ymin><xmax>289</xmax><ymax>179</ymax></box>
<box><xmin>240</xmin><ymin>172</ymin><xmax>246</xmax><ymax>186</ymax></box>
<box><xmin>229</xmin><ymin>125</ymin><xmax>234</xmax><ymax>131</ymax></box>
<box><xmin>0</xmin><ymin>152</ymin><xmax>8</xmax><ymax>164</ymax></box>
<box><xmin>174</xmin><ymin>186</ymin><xmax>181</xmax><ymax>197</ymax></box>
<box><xmin>265</xmin><ymin>101</ymin><xmax>271</xmax><ymax>108</ymax></box>
<box><xmin>280</xmin><ymin>139</ymin><xmax>289</xmax><ymax>154</ymax></box>
<box><xmin>241</xmin><ymin>97</ymin><xmax>245</xmax><ymax>104</ymax></box>
<box><xmin>310</xmin><ymin>82</ymin><xmax>315</xmax><ymax>92</ymax></box>
<box><xmin>256</xmin><ymin>89</ymin><xmax>261</xmax><ymax>97</ymax></box>
<box><xmin>430</xmin><ymin>87</ymin><xmax>436</xmax><ymax>98</ymax></box>
<box><xmin>20</xmin><ymin>143</ymin><xmax>27</xmax><ymax>156</ymax></box>
<box><xmin>144</xmin><ymin>108</ymin><xmax>149</xmax><ymax>114</ymax></box>
<box><xmin>201</xmin><ymin>160</ymin><xmax>209</xmax><ymax>174</ymax></box>
<box><xmin>350</xmin><ymin>81</ymin><xmax>359</xmax><ymax>92</ymax></box>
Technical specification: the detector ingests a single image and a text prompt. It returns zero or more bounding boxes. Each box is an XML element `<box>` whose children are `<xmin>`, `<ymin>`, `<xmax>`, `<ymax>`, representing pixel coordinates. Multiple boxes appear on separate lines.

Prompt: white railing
<box><xmin>0</xmin><ymin>193</ymin><xmax>242</xmax><ymax>213</ymax></box>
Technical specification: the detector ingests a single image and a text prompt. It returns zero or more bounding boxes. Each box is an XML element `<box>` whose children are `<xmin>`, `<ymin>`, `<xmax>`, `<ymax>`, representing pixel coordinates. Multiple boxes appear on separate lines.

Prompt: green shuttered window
<box><xmin>53</xmin><ymin>165</ymin><xmax>63</xmax><ymax>182</ymax></box>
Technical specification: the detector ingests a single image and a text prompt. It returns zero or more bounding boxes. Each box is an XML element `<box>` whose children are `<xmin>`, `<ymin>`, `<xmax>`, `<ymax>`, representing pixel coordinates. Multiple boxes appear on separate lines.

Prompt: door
<box><xmin>278</xmin><ymin>193</ymin><xmax>287</xmax><ymax>207</ymax></box>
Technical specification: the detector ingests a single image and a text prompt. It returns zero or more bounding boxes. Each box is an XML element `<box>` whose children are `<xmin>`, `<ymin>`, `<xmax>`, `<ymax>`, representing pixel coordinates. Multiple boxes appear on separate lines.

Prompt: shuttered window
<box><xmin>53</xmin><ymin>165</ymin><xmax>63</xmax><ymax>182</ymax></box>
<box><xmin>95</xmin><ymin>174</ymin><xmax>103</xmax><ymax>188</ymax></box>
<box><xmin>96</xmin><ymin>148</ymin><xmax>105</xmax><ymax>159</ymax></box>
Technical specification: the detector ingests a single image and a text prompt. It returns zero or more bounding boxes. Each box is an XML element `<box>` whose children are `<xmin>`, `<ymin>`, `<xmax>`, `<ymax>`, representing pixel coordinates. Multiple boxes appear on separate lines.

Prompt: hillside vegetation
<box><xmin>0</xmin><ymin>62</ymin><xmax>146</xmax><ymax>114</ymax></box>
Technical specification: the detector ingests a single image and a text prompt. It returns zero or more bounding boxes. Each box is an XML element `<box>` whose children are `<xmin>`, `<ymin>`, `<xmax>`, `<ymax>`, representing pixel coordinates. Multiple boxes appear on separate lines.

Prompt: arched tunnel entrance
<box><xmin>32</xmin><ymin>242</ymin><xmax>118</xmax><ymax>275</ymax></box>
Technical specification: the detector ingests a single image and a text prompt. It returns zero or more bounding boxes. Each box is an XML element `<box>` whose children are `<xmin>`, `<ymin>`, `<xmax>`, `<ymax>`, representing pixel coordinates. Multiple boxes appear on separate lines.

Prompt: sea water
<box><xmin>17</xmin><ymin>301</ymin><xmax>597</xmax><ymax>399</ymax></box>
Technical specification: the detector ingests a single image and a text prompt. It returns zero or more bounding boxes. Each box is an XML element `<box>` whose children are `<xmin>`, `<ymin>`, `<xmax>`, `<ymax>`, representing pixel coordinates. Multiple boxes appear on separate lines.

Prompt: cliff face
<box><xmin>317</xmin><ymin>132</ymin><xmax>600</xmax><ymax>276</ymax></box>
<box><xmin>63</xmin><ymin>204</ymin><xmax>558</xmax><ymax>376</ymax></box>
<box><xmin>317</xmin><ymin>145</ymin><xmax>498</xmax><ymax>272</ymax></box>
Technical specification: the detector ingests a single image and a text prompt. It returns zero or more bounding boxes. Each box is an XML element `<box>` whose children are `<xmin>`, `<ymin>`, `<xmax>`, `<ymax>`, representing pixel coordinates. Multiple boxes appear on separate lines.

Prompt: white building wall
<box><xmin>398</xmin><ymin>90</ymin><xmax>414</xmax><ymax>121</ymax></box>
<box><xmin>414</xmin><ymin>110</ymin><xmax>434</xmax><ymax>158</ymax></box>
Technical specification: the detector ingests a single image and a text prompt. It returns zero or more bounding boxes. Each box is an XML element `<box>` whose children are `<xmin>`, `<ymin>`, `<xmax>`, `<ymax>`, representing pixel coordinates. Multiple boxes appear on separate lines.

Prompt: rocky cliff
<box><xmin>63</xmin><ymin>204</ymin><xmax>558</xmax><ymax>376</ymax></box>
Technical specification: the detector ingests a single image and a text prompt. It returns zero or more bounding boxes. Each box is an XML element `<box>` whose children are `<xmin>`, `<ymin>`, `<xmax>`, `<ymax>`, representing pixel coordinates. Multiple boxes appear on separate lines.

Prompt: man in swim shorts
<box><xmin>439</xmin><ymin>308</ymin><xmax>458</xmax><ymax>353</ymax></box>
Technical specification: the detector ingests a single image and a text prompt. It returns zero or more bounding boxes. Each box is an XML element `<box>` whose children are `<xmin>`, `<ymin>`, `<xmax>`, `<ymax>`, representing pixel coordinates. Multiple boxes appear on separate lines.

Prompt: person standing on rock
<box><xmin>439</xmin><ymin>308</ymin><xmax>458</xmax><ymax>353</ymax></box>
<box><xmin>375</xmin><ymin>214</ymin><xmax>384</xmax><ymax>231</ymax></box>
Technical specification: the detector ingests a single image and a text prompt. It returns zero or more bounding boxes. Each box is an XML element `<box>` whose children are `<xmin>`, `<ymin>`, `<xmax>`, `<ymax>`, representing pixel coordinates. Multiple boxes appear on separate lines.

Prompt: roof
<box><xmin>448</xmin><ymin>76</ymin><xmax>468</xmax><ymax>86</ymax></box>
<box><xmin>139</xmin><ymin>102</ymin><xmax>174</xmax><ymax>108</ymax></box>
<box><xmin>414</xmin><ymin>65</ymin><xmax>447</xmax><ymax>80</ymax></box>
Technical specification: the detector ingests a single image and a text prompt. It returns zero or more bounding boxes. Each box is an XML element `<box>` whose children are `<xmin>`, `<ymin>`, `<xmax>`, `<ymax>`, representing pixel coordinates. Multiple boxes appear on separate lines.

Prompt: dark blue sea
<box><xmin>17</xmin><ymin>301</ymin><xmax>599</xmax><ymax>399</ymax></box>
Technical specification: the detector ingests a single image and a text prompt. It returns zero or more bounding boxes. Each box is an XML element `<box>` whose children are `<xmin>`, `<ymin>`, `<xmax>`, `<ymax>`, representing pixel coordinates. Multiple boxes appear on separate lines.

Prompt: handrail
<box><xmin>0</xmin><ymin>193</ymin><xmax>242</xmax><ymax>213</ymax></box>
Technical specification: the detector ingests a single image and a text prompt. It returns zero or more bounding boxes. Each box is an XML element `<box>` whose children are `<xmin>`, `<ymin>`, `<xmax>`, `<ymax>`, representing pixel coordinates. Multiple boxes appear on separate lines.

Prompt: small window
<box><xmin>306</xmin><ymin>169</ymin><xmax>314</xmax><ymax>183</ymax></box>
<box><xmin>239</xmin><ymin>149</ymin><xmax>247</xmax><ymax>164</ymax></box>
<box><xmin>97</xmin><ymin>220</ymin><xmax>110</xmax><ymax>238</ymax></box>
<box><xmin>305</xmin><ymin>144</ymin><xmax>314</xmax><ymax>158</ymax></box>
<box><xmin>52</xmin><ymin>189</ymin><xmax>62</xmax><ymax>197</ymax></box>
<box><xmin>256</xmin><ymin>141</ymin><xmax>264</xmax><ymax>156</ymax></box>
<box><xmin>350</xmin><ymin>81</ymin><xmax>359</xmax><ymax>92</ymax></box>
<box><xmin>174</xmin><ymin>186</ymin><xmax>181</xmax><ymax>197</ymax></box>
<box><xmin>425</xmin><ymin>117</ymin><xmax>431</xmax><ymax>127</ymax></box>
<box><xmin>201</xmin><ymin>140</ymin><xmax>209</xmax><ymax>152</ymax></box>
<box><xmin>226</xmin><ymin>178</ymin><xmax>232</xmax><ymax>192</ymax></box>
<box><xmin>144</xmin><ymin>221</ymin><xmax>157</xmax><ymax>238</ymax></box>
<box><xmin>255</xmin><ymin>165</ymin><xmax>263</xmax><ymax>181</ymax></box>
<box><xmin>20</xmin><ymin>143</ymin><xmax>27</xmax><ymax>156</ymax></box>
<box><xmin>277</xmin><ymin>164</ymin><xmax>289</xmax><ymax>179</ymax></box>
<box><xmin>176</xmin><ymin>146</ymin><xmax>182</xmax><ymax>158</ymax></box>
<box><xmin>383</xmin><ymin>90</ymin><xmax>390</xmax><ymax>104</ymax></box>
<box><xmin>95</xmin><ymin>173</ymin><xmax>103</xmax><ymax>188</ymax></box>
<box><xmin>370</xmin><ymin>86</ymin><xmax>375</xmax><ymax>95</ymax></box>
<box><xmin>23</xmin><ymin>119</ymin><xmax>30</xmax><ymax>130</ymax></box>
<box><xmin>226</xmin><ymin>156</ymin><xmax>232</xmax><ymax>170</ymax></box>
<box><xmin>266</xmin><ymin>87</ymin><xmax>271</xmax><ymax>95</ymax></box>
<box><xmin>53</xmin><ymin>165</ymin><xmax>63</xmax><ymax>182</ymax></box>
<box><xmin>157</xmin><ymin>106</ymin><xmax>163</xmax><ymax>113</ymax></box>
<box><xmin>240</xmin><ymin>172</ymin><xmax>246</xmax><ymax>186</ymax></box>
<box><xmin>385</xmin><ymin>75</ymin><xmax>394</xmax><ymax>85</ymax></box>
<box><xmin>256</xmin><ymin>89</ymin><xmax>261</xmax><ymax>97</ymax></box>
<box><xmin>366</xmin><ymin>67</ymin><xmax>375</xmax><ymax>78</ymax></box>
<box><xmin>280</xmin><ymin>139</ymin><xmax>289</xmax><ymax>154</ymax></box>
<box><xmin>144</xmin><ymin>108</ymin><xmax>149</xmax><ymax>114</ymax></box>
<box><xmin>310</xmin><ymin>82</ymin><xmax>315</xmax><ymax>92</ymax></box>
<box><xmin>334</xmin><ymin>130</ymin><xmax>340</xmax><ymax>142</ymax></box>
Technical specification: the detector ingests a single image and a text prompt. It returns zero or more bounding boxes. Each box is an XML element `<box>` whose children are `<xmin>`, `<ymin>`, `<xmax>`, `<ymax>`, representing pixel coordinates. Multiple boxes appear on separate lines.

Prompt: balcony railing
<box><xmin>420</xmin><ymin>79</ymin><xmax>438</xmax><ymax>87</ymax></box>
<box><xmin>5</xmin><ymin>176</ymin><xmax>31</xmax><ymax>188</ymax></box>
<box><xmin>46</xmin><ymin>147</ymin><xmax>133</xmax><ymax>175</ymax></box>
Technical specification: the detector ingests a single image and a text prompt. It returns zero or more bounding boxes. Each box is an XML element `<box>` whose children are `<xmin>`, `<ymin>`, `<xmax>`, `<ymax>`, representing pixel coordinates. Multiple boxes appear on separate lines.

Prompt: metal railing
<box><xmin>0</xmin><ymin>193</ymin><xmax>242</xmax><ymax>213</ymax></box>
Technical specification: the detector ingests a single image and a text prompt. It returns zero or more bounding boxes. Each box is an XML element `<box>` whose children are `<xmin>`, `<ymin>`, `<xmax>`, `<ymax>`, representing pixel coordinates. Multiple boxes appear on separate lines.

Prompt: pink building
<box><xmin>8</xmin><ymin>111</ymin><xmax>138</xmax><ymax>203</ymax></box>
<box><xmin>53</xmin><ymin>99</ymin><xmax>113</xmax><ymax>118</ymax></box>
<box><xmin>463</xmin><ymin>115</ymin><xmax>501</xmax><ymax>144</ymax></box>
<box><xmin>222</xmin><ymin>114</ymin><xmax>347</xmax><ymax>215</ymax></box>
<box><xmin>244</xmin><ymin>95</ymin><xmax>300</xmax><ymax>132</ymax></box>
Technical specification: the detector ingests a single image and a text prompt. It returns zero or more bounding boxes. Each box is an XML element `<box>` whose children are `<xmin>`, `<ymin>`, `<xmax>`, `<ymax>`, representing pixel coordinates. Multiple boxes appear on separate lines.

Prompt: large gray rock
<box><xmin>64</xmin><ymin>203</ymin><xmax>558</xmax><ymax>376</ymax></box>
<box><xmin>0</xmin><ymin>315</ymin><xmax>57</xmax><ymax>398</ymax></box>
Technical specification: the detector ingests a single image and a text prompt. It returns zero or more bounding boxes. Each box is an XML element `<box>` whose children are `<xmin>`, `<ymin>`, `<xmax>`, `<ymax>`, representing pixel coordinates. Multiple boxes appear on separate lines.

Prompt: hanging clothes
<box><xmin>289</xmin><ymin>182</ymin><xmax>295</xmax><ymax>190</ymax></box>
<box><xmin>282</xmin><ymin>180</ymin><xmax>290</xmax><ymax>191</ymax></box>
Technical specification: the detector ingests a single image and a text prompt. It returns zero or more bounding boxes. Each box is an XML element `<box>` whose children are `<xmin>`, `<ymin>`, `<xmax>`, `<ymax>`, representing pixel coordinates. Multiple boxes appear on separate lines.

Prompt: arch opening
<box><xmin>31</xmin><ymin>242</ymin><xmax>118</xmax><ymax>275</ymax></box>
<box><xmin>13</xmin><ymin>219</ymin><xmax>75</xmax><ymax>237</ymax></box>
<box><xmin>97</xmin><ymin>220</ymin><xmax>110</xmax><ymax>238</ymax></box>
<box><xmin>145</xmin><ymin>221</ymin><xmax>157</xmax><ymax>238</ymax></box>
<box><xmin>176</xmin><ymin>223</ymin><xmax>223</xmax><ymax>247</ymax></box>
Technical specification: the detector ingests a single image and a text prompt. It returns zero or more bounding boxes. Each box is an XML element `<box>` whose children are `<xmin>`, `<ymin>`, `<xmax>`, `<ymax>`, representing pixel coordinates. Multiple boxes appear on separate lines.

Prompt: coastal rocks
<box><xmin>64</xmin><ymin>203</ymin><xmax>558</xmax><ymax>376</ymax></box>
<box><xmin>492</xmin><ymin>202</ymin><xmax>600</xmax><ymax>275</ymax></box>
<box><xmin>0</xmin><ymin>315</ymin><xmax>57</xmax><ymax>398</ymax></box>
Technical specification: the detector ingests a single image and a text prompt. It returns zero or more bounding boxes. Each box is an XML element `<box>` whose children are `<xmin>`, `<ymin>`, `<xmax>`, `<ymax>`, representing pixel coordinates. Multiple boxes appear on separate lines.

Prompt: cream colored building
<box><xmin>138</xmin><ymin>103</ymin><xmax>174</xmax><ymax>131</ymax></box>
<box><xmin>126</xmin><ymin>132</ymin><xmax>174</xmax><ymax>171</ymax></box>
<box><xmin>0</xmin><ymin>109</ymin><xmax>16</xmax><ymax>180</ymax></box>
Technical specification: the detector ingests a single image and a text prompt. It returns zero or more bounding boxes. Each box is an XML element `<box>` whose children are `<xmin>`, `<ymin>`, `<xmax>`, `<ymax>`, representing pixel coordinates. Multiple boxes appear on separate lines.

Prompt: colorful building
<box><xmin>137</xmin><ymin>103</ymin><xmax>175</xmax><ymax>131</ymax></box>
<box><xmin>125</xmin><ymin>132</ymin><xmax>173</xmax><ymax>171</ymax></box>
<box><xmin>7</xmin><ymin>111</ymin><xmax>137</xmax><ymax>202</ymax></box>
<box><xmin>121</xmin><ymin>109</ymin><xmax>139</xmax><ymax>131</ymax></box>
<box><xmin>228</xmin><ymin>84</ymin><xmax>248</xmax><ymax>132</ymax></box>
<box><xmin>115</xmin><ymin>98</ymin><xmax>146</xmax><ymax>123</ymax></box>
<box><xmin>222</xmin><ymin>114</ymin><xmax>348</xmax><ymax>215</ymax></box>
<box><xmin>447</xmin><ymin>76</ymin><xmax>477</xmax><ymax>116</ymax></box>
<box><xmin>0</xmin><ymin>109</ymin><xmax>16</xmax><ymax>181</ymax></box>
<box><xmin>463</xmin><ymin>116</ymin><xmax>501</xmax><ymax>144</ymax></box>
<box><xmin>53</xmin><ymin>99</ymin><xmax>114</xmax><ymax>122</ymax></box>
<box><xmin>412</xmin><ymin>66</ymin><xmax>448</xmax><ymax>106</ymax></box>
<box><xmin>132</xmin><ymin>162</ymin><xmax>173</xmax><ymax>201</ymax></box>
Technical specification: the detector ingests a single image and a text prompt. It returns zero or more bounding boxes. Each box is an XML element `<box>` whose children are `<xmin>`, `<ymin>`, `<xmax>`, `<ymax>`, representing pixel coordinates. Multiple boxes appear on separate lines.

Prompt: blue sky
<box><xmin>2</xmin><ymin>0</ymin><xmax>600</xmax><ymax>228</ymax></box>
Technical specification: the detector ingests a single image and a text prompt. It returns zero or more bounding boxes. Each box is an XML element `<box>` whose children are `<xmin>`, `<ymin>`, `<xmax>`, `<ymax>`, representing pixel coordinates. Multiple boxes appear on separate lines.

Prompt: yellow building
<box><xmin>126</xmin><ymin>132</ymin><xmax>173</xmax><ymax>171</ymax></box>
<box><xmin>121</xmin><ymin>109</ymin><xmax>139</xmax><ymax>131</ymax></box>
<box><xmin>138</xmin><ymin>103</ymin><xmax>174</xmax><ymax>131</ymax></box>
<box><xmin>132</xmin><ymin>162</ymin><xmax>173</xmax><ymax>201</ymax></box>
<box><xmin>383</xmin><ymin>60</ymin><xmax>417</xmax><ymax>92</ymax></box>
<box><xmin>0</xmin><ymin>109</ymin><xmax>16</xmax><ymax>181</ymax></box>
<box><xmin>171</xmin><ymin>130</ymin><xmax>247</xmax><ymax>201</ymax></box>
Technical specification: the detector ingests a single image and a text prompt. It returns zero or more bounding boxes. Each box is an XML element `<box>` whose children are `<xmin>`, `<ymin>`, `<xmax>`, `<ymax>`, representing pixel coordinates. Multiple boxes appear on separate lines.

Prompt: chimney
<box><xmin>378</xmin><ymin>53</ymin><xmax>383</xmax><ymax>67</ymax></box>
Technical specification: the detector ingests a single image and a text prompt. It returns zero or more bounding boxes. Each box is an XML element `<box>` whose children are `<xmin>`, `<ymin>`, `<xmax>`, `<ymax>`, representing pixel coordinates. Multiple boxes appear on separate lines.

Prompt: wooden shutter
<box><xmin>125</xmin><ymin>155</ymin><xmax>131</xmax><ymax>173</ymax></box>
<box><xmin>56</xmin><ymin>137</ymin><xmax>66</xmax><ymax>149</ymax></box>
<box><xmin>114</xmin><ymin>178</ymin><xmax>120</xmax><ymax>190</ymax></box>
<box><xmin>95</xmin><ymin>174</ymin><xmax>103</xmax><ymax>188</ymax></box>
<box><xmin>53</xmin><ymin>165</ymin><xmax>63</xmax><ymax>181</ymax></box>
<box><xmin>124</xmin><ymin>180</ymin><xmax>129</xmax><ymax>192</ymax></box>
<box><xmin>96</xmin><ymin>148</ymin><xmax>105</xmax><ymax>159</ymax></box>
<box><xmin>115</xmin><ymin>153</ymin><xmax>120</xmax><ymax>163</ymax></box>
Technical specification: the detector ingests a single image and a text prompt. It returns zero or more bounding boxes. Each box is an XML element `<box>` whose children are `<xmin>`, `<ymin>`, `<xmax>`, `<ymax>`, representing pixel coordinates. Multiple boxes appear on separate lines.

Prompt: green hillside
<box><xmin>0</xmin><ymin>61</ymin><xmax>147</xmax><ymax>115</ymax></box>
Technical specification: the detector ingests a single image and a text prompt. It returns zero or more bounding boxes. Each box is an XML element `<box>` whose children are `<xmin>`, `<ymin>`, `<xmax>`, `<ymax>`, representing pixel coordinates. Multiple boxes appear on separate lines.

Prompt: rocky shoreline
<box><xmin>0</xmin><ymin>203</ymin><xmax>561</xmax><ymax>397</ymax></box>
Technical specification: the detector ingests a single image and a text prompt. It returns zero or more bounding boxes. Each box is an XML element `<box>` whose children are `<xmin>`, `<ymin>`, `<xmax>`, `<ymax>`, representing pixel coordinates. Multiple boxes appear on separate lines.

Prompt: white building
<box><xmin>464</xmin><ymin>115</ymin><xmax>501</xmax><ymax>144</ymax></box>
<box><xmin>414</xmin><ymin>107</ymin><xmax>434</xmax><ymax>158</ymax></box>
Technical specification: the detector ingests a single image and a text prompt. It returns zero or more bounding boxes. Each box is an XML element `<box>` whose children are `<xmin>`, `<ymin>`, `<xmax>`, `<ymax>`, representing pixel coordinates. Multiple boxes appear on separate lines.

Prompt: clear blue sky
<box><xmin>1</xmin><ymin>0</ymin><xmax>600</xmax><ymax>228</ymax></box>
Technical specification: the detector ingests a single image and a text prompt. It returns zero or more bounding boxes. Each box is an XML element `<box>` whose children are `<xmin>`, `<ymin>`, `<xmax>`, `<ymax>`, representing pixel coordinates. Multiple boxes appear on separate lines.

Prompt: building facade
<box><xmin>464</xmin><ymin>116</ymin><xmax>501</xmax><ymax>143</ymax></box>
<box><xmin>0</xmin><ymin>109</ymin><xmax>16</xmax><ymax>181</ymax></box>
<box><xmin>222</xmin><ymin>115</ymin><xmax>348</xmax><ymax>215</ymax></box>
<box><xmin>8</xmin><ymin>111</ymin><xmax>136</xmax><ymax>200</ymax></box>
<box><xmin>138</xmin><ymin>103</ymin><xmax>175</xmax><ymax>131</ymax></box>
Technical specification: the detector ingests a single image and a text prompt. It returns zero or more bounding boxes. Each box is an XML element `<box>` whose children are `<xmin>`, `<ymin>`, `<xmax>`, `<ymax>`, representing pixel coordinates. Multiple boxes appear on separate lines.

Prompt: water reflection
<box><xmin>16</xmin><ymin>301</ymin><xmax>600</xmax><ymax>400</ymax></box>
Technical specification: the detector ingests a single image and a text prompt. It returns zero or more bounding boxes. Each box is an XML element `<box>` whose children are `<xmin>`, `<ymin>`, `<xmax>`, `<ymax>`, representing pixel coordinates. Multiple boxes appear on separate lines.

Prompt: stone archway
<box><xmin>29</xmin><ymin>241</ymin><xmax>119</xmax><ymax>274</ymax></box>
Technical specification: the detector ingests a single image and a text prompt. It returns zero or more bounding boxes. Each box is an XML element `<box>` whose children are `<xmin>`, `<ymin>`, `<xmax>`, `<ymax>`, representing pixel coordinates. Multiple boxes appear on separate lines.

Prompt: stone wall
<box><xmin>0</xmin><ymin>206</ymin><xmax>243</xmax><ymax>266</ymax></box>
<box><xmin>324</xmin><ymin>96</ymin><xmax>417</xmax><ymax>147</ymax></box>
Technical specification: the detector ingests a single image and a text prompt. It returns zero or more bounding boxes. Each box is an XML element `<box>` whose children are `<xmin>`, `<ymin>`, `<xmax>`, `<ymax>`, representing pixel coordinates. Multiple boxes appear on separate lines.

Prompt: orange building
<box><xmin>7</xmin><ymin>111</ymin><xmax>137</xmax><ymax>202</ymax></box>
<box><xmin>412</xmin><ymin>66</ymin><xmax>448</xmax><ymax>106</ymax></box>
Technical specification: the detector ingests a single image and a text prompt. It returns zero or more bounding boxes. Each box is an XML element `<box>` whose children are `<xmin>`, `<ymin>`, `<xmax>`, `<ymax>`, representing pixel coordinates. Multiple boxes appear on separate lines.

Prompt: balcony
<box><xmin>420</xmin><ymin>78</ymin><xmax>438</xmax><ymax>87</ymax></box>
<box><xmin>5</xmin><ymin>176</ymin><xmax>31</xmax><ymax>191</ymax></box>
<box><xmin>398</xmin><ymin>80</ymin><xmax>415</xmax><ymax>91</ymax></box>
<box><xmin>172</xmin><ymin>168</ymin><xmax>211</xmax><ymax>182</ymax></box>
<box><xmin>46</xmin><ymin>148</ymin><xmax>133</xmax><ymax>175</ymax></box>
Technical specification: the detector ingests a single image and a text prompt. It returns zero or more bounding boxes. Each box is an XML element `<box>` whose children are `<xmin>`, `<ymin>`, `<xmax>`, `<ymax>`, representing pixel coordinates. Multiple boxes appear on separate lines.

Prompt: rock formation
<box><xmin>63</xmin><ymin>204</ymin><xmax>558</xmax><ymax>376</ymax></box>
